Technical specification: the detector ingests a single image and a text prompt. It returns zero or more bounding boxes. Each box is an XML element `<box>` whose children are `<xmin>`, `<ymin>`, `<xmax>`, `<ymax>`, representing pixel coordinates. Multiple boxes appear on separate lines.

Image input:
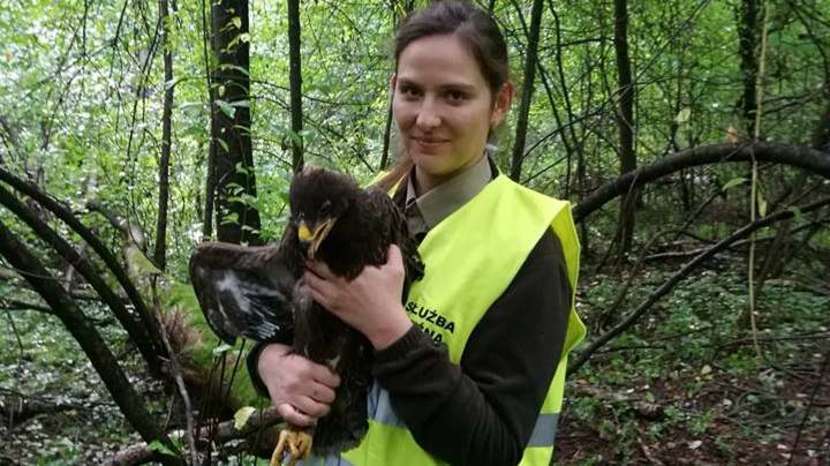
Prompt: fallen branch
<box><xmin>105</xmin><ymin>407</ymin><xmax>281</xmax><ymax>466</ymax></box>
<box><xmin>152</xmin><ymin>279</ymin><xmax>199</xmax><ymax>466</ymax></box>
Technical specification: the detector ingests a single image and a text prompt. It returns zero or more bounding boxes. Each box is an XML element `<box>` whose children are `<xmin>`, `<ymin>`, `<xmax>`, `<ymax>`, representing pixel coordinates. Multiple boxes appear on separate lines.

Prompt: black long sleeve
<box><xmin>373</xmin><ymin>230</ymin><xmax>571</xmax><ymax>466</ymax></box>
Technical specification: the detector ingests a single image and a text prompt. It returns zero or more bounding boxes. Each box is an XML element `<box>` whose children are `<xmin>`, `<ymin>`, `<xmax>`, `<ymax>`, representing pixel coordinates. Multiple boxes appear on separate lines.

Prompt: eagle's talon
<box><xmin>270</xmin><ymin>428</ymin><xmax>313</xmax><ymax>466</ymax></box>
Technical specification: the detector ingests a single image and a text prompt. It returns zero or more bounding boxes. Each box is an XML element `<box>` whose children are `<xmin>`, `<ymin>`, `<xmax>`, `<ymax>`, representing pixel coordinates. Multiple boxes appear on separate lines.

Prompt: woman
<box><xmin>249</xmin><ymin>2</ymin><xmax>584</xmax><ymax>464</ymax></box>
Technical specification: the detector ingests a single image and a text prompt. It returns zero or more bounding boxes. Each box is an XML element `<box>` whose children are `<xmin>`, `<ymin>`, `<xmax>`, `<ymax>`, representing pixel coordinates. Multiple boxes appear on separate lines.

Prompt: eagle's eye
<box><xmin>320</xmin><ymin>200</ymin><xmax>332</xmax><ymax>216</ymax></box>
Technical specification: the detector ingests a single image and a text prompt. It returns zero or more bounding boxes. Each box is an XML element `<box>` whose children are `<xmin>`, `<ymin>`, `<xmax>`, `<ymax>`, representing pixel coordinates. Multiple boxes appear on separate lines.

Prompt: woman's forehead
<box><xmin>396</xmin><ymin>34</ymin><xmax>487</xmax><ymax>87</ymax></box>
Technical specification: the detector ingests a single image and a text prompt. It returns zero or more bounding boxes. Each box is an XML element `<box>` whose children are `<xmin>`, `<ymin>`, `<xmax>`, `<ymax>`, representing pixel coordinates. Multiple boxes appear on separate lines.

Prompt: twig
<box><xmin>2</xmin><ymin>309</ymin><xmax>24</xmax><ymax>359</ymax></box>
<box><xmin>152</xmin><ymin>278</ymin><xmax>199</xmax><ymax>466</ymax></box>
<box><xmin>0</xmin><ymin>299</ymin><xmax>53</xmax><ymax>314</ymax></box>
<box><xmin>746</xmin><ymin>0</ymin><xmax>772</xmax><ymax>361</ymax></box>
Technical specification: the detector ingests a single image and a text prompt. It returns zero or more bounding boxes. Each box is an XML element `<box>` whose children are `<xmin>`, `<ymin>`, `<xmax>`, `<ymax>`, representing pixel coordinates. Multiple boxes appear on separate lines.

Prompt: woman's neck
<box><xmin>413</xmin><ymin>154</ymin><xmax>486</xmax><ymax>196</ymax></box>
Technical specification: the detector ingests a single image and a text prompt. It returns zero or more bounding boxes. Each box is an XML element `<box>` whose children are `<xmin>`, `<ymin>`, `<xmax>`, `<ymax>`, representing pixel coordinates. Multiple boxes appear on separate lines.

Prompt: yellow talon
<box><xmin>270</xmin><ymin>427</ymin><xmax>313</xmax><ymax>466</ymax></box>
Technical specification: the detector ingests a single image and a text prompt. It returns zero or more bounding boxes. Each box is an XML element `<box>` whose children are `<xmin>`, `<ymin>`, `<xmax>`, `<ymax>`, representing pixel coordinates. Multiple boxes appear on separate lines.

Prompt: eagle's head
<box><xmin>289</xmin><ymin>166</ymin><xmax>360</xmax><ymax>260</ymax></box>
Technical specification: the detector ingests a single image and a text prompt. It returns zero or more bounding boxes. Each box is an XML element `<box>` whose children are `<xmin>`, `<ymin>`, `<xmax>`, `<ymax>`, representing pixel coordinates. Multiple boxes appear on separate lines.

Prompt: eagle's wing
<box><xmin>189</xmin><ymin>241</ymin><xmax>296</xmax><ymax>344</ymax></box>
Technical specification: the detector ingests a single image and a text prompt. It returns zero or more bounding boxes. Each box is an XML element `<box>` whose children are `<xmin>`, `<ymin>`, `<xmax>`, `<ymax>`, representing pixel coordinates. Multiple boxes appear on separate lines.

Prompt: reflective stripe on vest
<box><xmin>316</xmin><ymin>175</ymin><xmax>585</xmax><ymax>465</ymax></box>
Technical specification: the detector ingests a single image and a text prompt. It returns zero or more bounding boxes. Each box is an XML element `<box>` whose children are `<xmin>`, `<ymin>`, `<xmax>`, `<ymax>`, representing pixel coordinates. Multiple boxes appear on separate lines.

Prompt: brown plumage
<box><xmin>190</xmin><ymin>166</ymin><xmax>423</xmax><ymax>463</ymax></box>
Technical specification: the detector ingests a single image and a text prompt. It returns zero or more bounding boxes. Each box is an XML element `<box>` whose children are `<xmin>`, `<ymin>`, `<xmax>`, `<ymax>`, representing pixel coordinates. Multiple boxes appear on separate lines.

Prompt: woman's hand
<box><xmin>304</xmin><ymin>244</ymin><xmax>413</xmax><ymax>350</ymax></box>
<box><xmin>257</xmin><ymin>343</ymin><xmax>341</xmax><ymax>426</ymax></box>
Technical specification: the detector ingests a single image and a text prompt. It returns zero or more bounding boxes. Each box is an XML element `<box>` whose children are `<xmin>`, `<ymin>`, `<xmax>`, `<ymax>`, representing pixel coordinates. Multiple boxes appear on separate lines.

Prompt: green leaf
<box><xmin>231</xmin><ymin>16</ymin><xmax>242</xmax><ymax>29</ymax></box>
<box><xmin>675</xmin><ymin>107</ymin><xmax>691</xmax><ymax>124</ymax></box>
<box><xmin>215</xmin><ymin>137</ymin><xmax>230</xmax><ymax>153</ymax></box>
<box><xmin>228</xmin><ymin>32</ymin><xmax>251</xmax><ymax>49</ymax></box>
<box><xmin>148</xmin><ymin>440</ymin><xmax>176</xmax><ymax>457</ymax></box>
<box><xmin>788</xmin><ymin>206</ymin><xmax>803</xmax><ymax>221</ymax></box>
<box><xmin>218</xmin><ymin>63</ymin><xmax>251</xmax><ymax>77</ymax></box>
<box><xmin>722</xmin><ymin>177</ymin><xmax>746</xmax><ymax>191</ymax></box>
<box><xmin>213</xmin><ymin>343</ymin><xmax>233</xmax><ymax>356</ymax></box>
<box><xmin>757</xmin><ymin>189</ymin><xmax>768</xmax><ymax>217</ymax></box>
<box><xmin>216</xmin><ymin>99</ymin><xmax>236</xmax><ymax>118</ymax></box>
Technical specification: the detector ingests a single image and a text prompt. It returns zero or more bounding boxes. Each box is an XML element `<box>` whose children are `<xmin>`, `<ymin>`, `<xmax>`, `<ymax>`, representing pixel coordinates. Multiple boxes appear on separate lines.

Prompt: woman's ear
<box><xmin>390</xmin><ymin>74</ymin><xmax>397</xmax><ymax>92</ymax></box>
<box><xmin>490</xmin><ymin>82</ymin><xmax>514</xmax><ymax>127</ymax></box>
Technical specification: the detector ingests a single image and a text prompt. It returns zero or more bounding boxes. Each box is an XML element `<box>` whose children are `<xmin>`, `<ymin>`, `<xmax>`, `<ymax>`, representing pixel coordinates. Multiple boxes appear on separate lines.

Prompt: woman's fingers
<box><xmin>309</xmin><ymin>363</ymin><xmax>341</xmax><ymax>388</ymax></box>
<box><xmin>308</xmin><ymin>382</ymin><xmax>337</xmax><ymax>404</ymax></box>
<box><xmin>303</xmin><ymin>271</ymin><xmax>337</xmax><ymax>310</ymax></box>
<box><xmin>386</xmin><ymin>244</ymin><xmax>402</xmax><ymax>266</ymax></box>
<box><xmin>277</xmin><ymin>403</ymin><xmax>317</xmax><ymax>427</ymax></box>
<box><xmin>293</xmin><ymin>395</ymin><xmax>331</xmax><ymax>418</ymax></box>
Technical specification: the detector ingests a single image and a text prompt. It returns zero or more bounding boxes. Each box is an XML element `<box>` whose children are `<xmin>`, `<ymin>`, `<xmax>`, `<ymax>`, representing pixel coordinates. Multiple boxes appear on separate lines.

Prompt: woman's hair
<box><xmin>375</xmin><ymin>0</ymin><xmax>510</xmax><ymax>192</ymax></box>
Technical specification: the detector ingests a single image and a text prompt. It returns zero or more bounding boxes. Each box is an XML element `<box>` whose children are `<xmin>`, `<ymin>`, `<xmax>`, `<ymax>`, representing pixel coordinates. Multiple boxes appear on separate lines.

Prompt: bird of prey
<box><xmin>190</xmin><ymin>167</ymin><xmax>423</xmax><ymax>465</ymax></box>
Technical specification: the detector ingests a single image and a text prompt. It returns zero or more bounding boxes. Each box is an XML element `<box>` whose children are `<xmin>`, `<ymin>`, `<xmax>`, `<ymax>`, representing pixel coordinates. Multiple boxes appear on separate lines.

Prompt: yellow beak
<box><xmin>298</xmin><ymin>223</ymin><xmax>313</xmax><ymax>242</ymax></box>
<box><xmin>297</xmin><ymin>218</ymin><xmax>337</xmax><ymax>260</ymax></box>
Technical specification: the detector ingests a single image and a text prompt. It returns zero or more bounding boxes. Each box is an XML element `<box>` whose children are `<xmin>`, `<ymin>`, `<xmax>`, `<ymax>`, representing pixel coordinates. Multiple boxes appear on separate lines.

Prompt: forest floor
<box><xmin>0</xmin><ymin>259</ymin><xmax>828</xmax><ymax>465</ymax></box>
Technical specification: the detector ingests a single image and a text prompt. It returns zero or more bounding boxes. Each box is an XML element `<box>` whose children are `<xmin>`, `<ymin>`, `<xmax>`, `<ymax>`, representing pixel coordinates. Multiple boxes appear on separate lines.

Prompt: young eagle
<box><xmin>189</xmin><ymin>167</ymin><xmax>423</xmax><ymax>465</ymax></box>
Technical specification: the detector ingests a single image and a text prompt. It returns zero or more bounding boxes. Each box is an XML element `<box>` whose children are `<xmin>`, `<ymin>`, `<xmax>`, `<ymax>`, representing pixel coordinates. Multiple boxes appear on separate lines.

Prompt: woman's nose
<box><xmin>415</xmin><ymin>99</ymin><xmax>441</xmax><ymax>129</ymax></box>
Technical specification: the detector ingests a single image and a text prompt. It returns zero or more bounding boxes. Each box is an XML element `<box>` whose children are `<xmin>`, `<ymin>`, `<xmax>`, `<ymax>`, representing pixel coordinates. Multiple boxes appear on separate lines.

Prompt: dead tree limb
<box><xmin>0</xmin><ymin>167</ymin><xmax>165</xmax><ymax>361</ymax></box>
<box><xmin>0</xmin><ymin>183</ymin><xmax>161</xmax><ymax>373</ymax></box>
<box><xmin>568</xmin><ymin>196</ymin><xmax>830</xmax><ymax>375</ymax></box>
<box><xmin>0</xmin><ymin>220</ymin><xmax>181</xmax><ymax>465</ymax></box>
<box><xmin>574</xmin><ymin>142</ymin><xmax>830</xmax><ymax>223</ymax></box>
<box><xmin>106</xmin><ymin>407</ymin><xmax>281</xmax><ymax>466</ymax></box>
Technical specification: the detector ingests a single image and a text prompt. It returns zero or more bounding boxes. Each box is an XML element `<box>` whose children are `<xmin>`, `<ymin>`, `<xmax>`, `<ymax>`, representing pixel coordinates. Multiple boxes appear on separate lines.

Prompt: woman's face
<box><xmin>392</xmin><ymin>34</ymin><xmax>511</xmax><ymax>189</ymax></box>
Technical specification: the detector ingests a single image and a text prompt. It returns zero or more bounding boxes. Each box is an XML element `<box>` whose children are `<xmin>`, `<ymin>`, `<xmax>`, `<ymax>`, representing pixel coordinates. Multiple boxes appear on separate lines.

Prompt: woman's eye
<box><xmin>399</xmin><ymin>86</ymin><xmax>421</xmax><ymax>99</ymax></box>
<box><xmin>446</xmin><ymin>90</ymin><xmax>466</xmax><ymax>102</ymax></box>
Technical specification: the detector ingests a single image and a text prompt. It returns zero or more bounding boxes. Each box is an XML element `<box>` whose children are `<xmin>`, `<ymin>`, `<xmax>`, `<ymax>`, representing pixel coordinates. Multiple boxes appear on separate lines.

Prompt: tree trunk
<box><xmin>811</xmin><ymin>99</ymin><xmax>830</xmax><ymax>151</ymax></box>
<box><xmin>288</xmin><ymin>0</ymin><xmax>304</xmax><ymax>173</ymax></box>
<box><xmin>211</xmin><ymin>0</ymin><xmax>262</xmax><ymax>244</ymax></box>
<box><xmin>509</xmin><ymin>0</ymin><xmax>544</xmax><ymax>181</ymax></box>
<box><xmin>614</xmin><ymin>0</ymin><xmax>637</xmax><ymax>254</ymax></box>
<box><xmin>737</xmin><ymin>0</ymin><xmax>760</xmax><ymax>135</ymax></box>
<box><xmin>154</xmin><ymin>0</ymin><xmax>173</xmax><ymax>270</ymax></box>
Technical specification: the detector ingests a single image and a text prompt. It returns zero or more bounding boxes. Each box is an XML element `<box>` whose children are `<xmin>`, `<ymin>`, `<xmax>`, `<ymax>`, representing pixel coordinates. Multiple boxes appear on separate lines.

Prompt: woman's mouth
<box><xmin>412</xmin><ymin>137</ymin><xmax>449</xmax><ymax>150</ymax></box>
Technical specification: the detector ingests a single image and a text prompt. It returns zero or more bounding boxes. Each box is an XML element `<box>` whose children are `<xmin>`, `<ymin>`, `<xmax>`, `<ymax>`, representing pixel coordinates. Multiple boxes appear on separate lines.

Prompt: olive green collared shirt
<box><xmin>404</xmin><ymin>155</ymin><xmax>493</xmax><ymax>241</ymax></box>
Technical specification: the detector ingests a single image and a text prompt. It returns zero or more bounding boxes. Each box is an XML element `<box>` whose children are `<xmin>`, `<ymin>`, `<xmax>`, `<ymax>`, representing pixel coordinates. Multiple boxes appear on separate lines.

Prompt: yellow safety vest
<box><xmin>306</xmin><ymin>174</ymin><xmax>585</xmax><ymax>466</ymax></box>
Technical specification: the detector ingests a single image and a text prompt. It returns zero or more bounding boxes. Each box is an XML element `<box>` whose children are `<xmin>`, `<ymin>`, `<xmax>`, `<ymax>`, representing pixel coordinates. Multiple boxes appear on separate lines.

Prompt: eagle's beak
<box><xmin>298</xmin><ymin>218</ymin><xmax>337</xmax><ymax>260</ymax></box>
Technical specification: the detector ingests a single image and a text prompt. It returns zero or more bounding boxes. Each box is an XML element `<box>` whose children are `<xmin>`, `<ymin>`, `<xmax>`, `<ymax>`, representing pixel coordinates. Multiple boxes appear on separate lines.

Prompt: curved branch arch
<box><xmin>574</xmin><ymin>142</ymin><xmax>830</xmax><ymax>222</ymax></box>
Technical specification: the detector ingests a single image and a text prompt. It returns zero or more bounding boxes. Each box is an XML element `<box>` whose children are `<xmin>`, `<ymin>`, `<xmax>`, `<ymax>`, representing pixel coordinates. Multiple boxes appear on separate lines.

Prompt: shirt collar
<box><xmin>405</xmin><ymin>155</ymin><xmax>494</xmax><ymax>229</ymax></box>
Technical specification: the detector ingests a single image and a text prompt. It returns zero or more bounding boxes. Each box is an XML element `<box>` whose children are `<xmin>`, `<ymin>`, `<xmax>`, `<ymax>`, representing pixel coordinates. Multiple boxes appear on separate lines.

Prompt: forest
<box><xmin>0</xmin><ymin>0</ymin><xmax>828</xmax><ymax>464</ymax></box>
